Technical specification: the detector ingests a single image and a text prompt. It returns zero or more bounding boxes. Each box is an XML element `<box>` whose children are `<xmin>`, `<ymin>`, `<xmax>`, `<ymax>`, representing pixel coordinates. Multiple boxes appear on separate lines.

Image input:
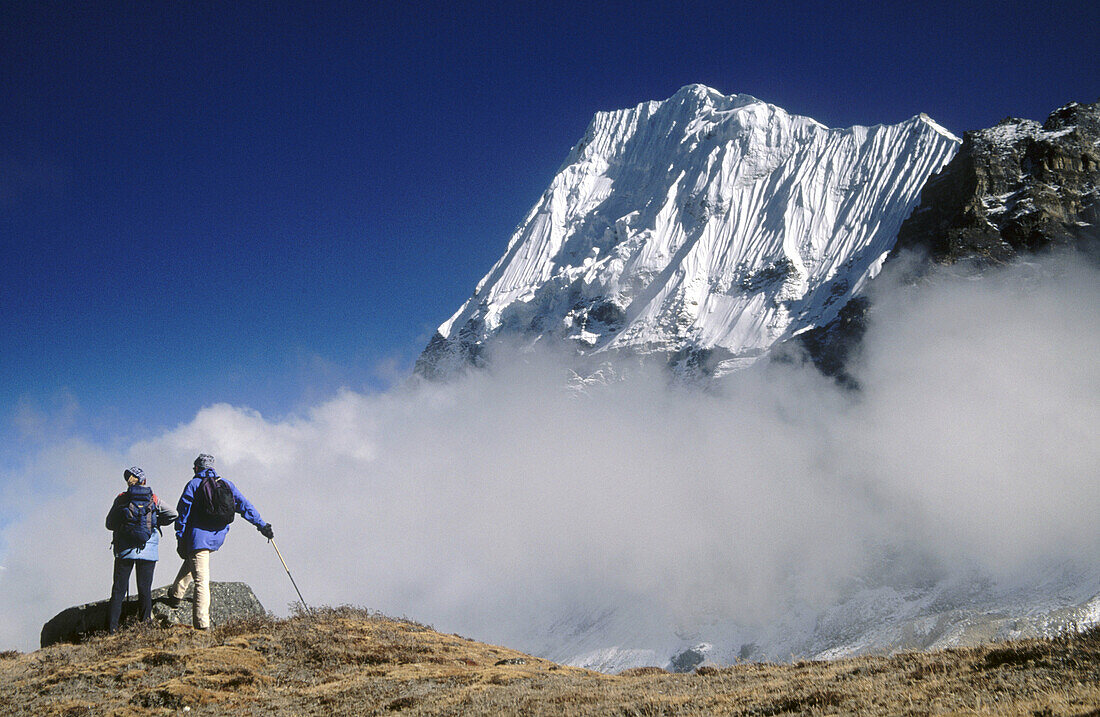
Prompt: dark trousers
<box><xmin>108</xmin><ymin>558</ymin><xmax>156</xmax><ymax>633</ymax></box>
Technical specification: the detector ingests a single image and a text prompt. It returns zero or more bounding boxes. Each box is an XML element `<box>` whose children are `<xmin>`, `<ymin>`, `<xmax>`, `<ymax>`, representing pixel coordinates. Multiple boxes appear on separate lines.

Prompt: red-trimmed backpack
<box><xmin>113</xmin><ymin>485</ymin><xmax>157</xmax><ymax>549</ymax></box>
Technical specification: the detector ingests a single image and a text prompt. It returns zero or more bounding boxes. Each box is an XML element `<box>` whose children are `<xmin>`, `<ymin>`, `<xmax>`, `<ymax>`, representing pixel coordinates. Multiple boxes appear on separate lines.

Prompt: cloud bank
<box><xmin>1</xmin><ymin>259</ymin><xmax>1098</xmax><ymax>654</ymax></box>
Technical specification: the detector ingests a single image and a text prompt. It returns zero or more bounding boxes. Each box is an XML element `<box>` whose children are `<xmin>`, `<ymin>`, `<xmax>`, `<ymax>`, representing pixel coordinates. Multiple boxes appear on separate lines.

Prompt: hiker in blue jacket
<box><xmin>167</xmin><ymin>453</ymin><xmax>273</xmax><ymax>629</ymax></box>
<box><xmin>105</xmin><ymin>466</ymin><xmax>177</xmax><ymax>634</ymax></box>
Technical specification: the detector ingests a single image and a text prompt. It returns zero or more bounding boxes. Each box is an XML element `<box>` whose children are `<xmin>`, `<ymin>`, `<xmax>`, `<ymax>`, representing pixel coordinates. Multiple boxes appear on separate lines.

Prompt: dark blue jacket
<box><xmin>175</xmin><ymin>469</ymin><xmax>265</xmax><ymax>552</ymax></box>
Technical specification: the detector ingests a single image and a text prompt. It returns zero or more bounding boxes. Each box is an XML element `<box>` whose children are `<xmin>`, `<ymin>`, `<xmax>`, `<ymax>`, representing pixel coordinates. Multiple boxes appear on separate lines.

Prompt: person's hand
<box><xmin>177</xmin><ymin>543</ymin><xmax>188</xmax><ymax>560</ymax></box>
<box><xmin>258</xmin><ymin>523</ymin><xmax>274</xmax><ymax>540</ymax></box>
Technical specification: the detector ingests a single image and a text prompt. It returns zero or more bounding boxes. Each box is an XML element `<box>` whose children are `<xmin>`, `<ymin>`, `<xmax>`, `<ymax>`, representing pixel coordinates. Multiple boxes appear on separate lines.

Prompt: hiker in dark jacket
<box><xmin>105</xmin><ymin>466</ymin><xmax>177</xmax><ymax>634</ymax></box>
<box><xmin>168</xmin><ymin>453</ymin><xmax>273</xmax><ymax>629</ymax></box>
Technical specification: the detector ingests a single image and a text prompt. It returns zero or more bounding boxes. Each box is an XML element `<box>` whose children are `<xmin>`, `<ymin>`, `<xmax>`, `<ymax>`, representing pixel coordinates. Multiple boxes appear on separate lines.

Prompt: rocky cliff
<box><xmin>795</xmin><ymin>100</ymin><xmax>1100</xmax><ymax>381</ymax></box>
<box><xmin>894</xmin><ymin>100</ymin><xmax>1100</xmax><ymax>266</ymax></box>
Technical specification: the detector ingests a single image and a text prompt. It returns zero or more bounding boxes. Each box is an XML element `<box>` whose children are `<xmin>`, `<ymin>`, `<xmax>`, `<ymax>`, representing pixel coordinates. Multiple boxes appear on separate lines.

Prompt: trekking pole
<box><xmin>268</xmin><ymin>538</ymin><xmax>310</xmax><ymax>612</ymax></box>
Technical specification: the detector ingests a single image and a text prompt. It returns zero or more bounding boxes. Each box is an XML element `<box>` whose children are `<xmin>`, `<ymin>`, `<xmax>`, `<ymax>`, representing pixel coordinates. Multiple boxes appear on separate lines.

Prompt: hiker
<box><xmin>105</xmin><ymin>466</ymin><xmax>177</xmax><ymax>634</ymax></box>
<box><xmin>168</xmin><ymin>453</ymin><xmax>273</xmax><ymax>629</ymax></box>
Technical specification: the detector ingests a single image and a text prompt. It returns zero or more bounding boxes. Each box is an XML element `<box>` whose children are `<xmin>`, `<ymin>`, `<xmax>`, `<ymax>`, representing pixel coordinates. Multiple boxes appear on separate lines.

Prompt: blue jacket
<box><xmin>175</xmin><ymin>469</ymin><xmax>265</xmax><ymax>552</ymax></box>
<box><xmin>106</xmin><ymin>488</ymin><xmax>178</xmax><ymax>561</ymax></box>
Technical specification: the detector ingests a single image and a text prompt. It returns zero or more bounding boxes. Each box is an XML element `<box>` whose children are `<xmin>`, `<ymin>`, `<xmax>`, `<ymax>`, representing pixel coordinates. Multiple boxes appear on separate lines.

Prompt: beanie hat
<box><xmin>123</xmin><ymin>466</ymin><xmax>145</xmax><ymax>484</ymax></box>
<box><xmin>194</xmin><ymin>453</ymin><xmax>215</xmax><ymax>470</ymax></box>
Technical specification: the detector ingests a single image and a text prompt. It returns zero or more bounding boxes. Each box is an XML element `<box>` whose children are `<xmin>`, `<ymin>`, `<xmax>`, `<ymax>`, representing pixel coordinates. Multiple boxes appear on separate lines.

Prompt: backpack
<box><xmin>194</xmin><ymin>475</ymin><xmax>236</xmax><ymax>527</ymax></box>
<box><xmin>115</xmin><ymin>485</ymin><xmax>156</xmax><ymax>549</ymax></box>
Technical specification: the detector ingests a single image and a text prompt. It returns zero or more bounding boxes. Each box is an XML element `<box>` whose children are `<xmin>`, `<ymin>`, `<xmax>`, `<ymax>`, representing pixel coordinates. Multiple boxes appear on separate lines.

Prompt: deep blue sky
<box><xmin>2</xmin><ymin>1</ymin><xmax>1097</xmax><ymax>448</ymax></box>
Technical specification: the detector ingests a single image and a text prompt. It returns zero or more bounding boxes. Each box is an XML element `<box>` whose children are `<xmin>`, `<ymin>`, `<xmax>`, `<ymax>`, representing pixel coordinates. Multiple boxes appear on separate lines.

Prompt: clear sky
<box><xmin>2</xmin><ymin>0</ymin><xmax>1098</xmax><ymax>451</ymax></box>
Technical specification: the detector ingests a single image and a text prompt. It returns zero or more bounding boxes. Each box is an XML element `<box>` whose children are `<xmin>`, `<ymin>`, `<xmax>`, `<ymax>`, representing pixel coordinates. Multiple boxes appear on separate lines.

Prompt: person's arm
<box><xmin>175</xmin><ymin>479</ymin><xmax>197</xmax><ymax>540</ymax></box>
<box><xmin>227</xmin><ymin>480</ymin><xmax>265</xmax><ymax>528</ymax></box>
<box><xmin>155</xmin><ymin>495</ymin><xmax>178</xmax><ymax>526</ymax></box>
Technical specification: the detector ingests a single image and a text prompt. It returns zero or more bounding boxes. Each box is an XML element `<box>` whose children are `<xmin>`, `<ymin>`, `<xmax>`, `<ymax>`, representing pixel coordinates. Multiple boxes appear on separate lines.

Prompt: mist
<box><xmin>1</xmin><ymin>258</ymin><xmax>1097</xmax><ymax>654</ymax></box>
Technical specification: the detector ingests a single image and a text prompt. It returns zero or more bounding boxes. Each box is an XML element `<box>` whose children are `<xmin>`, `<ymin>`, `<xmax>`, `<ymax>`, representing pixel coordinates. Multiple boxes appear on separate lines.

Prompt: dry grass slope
<box><xmin>1</xmin><ymin>606</ymin><xmax>1098</xmax><ymax>715</ymax></box>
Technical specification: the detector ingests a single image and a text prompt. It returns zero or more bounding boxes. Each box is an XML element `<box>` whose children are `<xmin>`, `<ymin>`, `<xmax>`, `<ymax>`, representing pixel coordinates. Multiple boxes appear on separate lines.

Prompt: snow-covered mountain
<box><xmin>410</xmin><ymin>89</ymin><xmax>1099</xmax><ymax>672</ymax></box>
<box><xmin>416</xmin><ymin>84</ymin><xmax>959</xmax><ymax>377</ymax></box>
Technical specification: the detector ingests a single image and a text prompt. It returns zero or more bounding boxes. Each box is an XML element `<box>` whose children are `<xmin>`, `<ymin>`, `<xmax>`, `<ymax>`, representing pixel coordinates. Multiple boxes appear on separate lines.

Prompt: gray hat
<box><xmin>193</xmin><ymin>453</ymin><xmax>215</xmax><ymax>470</ymax></box>
<box><xmin>123</xmin><ymin>466</ymin><xmax>145</xmax><ymax>483</ymax></box>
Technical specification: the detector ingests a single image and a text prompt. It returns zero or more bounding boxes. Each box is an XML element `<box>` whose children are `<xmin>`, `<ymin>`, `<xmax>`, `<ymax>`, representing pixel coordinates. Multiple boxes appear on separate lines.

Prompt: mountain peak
<box><xmin>668</xmin><ymin>84</ymin><xmax>763</xmax><ymax>110</ymax></box>
<box><xmin>416</xmin><ymin>90</ymin><xmax>960</xmax><ymax>379</ymax></box>
<box><xmin>915</xmin><ymin>112</ymin><xmax>962</xmax><ymax>142</ymax></box>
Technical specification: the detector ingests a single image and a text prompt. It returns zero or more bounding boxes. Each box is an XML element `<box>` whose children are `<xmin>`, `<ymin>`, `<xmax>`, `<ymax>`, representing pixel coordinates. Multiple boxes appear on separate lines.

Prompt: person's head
<box><xmin>123</xmin><ymin>466</ymin><xmax>145</xmax><ymax>486</ymax></box>
<box><xmin>193</xmin><ymin>453</ymin><xmax>215</xmax><ymax>473</ymax></box>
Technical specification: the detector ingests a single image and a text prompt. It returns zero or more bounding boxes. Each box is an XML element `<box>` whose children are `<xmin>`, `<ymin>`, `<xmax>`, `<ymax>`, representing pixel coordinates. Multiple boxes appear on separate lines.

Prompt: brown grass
<box><xmin>1</xmin><ymin>605</ymin><xmax>1098</xmax><ymax>715</ymax></box>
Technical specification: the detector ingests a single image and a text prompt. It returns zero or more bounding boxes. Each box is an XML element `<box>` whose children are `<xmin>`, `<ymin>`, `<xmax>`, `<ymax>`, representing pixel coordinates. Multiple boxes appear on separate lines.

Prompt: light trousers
<box><xmin>169</xmin><ymin>549</ymin><xmax>212</xmax><ymax>629</ymax></box>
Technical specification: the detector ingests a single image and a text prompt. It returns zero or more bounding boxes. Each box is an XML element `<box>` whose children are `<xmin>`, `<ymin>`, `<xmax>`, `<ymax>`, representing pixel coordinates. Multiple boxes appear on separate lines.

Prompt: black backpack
<box><xmin>194</xmin><ymin>475</ymin><xmax>236</xmax><ymax>527</ymax></box>
<box><xmin>115</xmin><ymin>485</ymin><xmax>156</xmax><ymax>549</ymax></box>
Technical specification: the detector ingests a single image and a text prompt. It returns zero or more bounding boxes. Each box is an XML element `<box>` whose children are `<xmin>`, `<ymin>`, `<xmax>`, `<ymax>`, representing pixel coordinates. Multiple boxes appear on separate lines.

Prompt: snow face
<box><xmin>425</xmin><ymin>84</ymin><xmax>960</xmax><ymax>374</ymax></box>
<box><xmin>536</xmin><ymin>566</ymin><xmax>1100</xmax><ymax>673</ymax></box>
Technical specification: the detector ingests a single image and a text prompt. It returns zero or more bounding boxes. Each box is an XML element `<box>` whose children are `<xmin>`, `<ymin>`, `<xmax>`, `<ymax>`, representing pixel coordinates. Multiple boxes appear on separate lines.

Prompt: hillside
<box><xmin>3</xmin><ymin>608</ymin><xmax>1099</xmax><ymax>715</ymax></box>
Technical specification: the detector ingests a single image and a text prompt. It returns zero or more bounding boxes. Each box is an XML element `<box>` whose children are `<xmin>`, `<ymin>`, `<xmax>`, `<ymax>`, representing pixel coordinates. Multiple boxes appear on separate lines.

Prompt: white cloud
<box><xmin>0</xmin><ymin>258</ymin><xmax>1097</xmax><ymax>653</ymax></box>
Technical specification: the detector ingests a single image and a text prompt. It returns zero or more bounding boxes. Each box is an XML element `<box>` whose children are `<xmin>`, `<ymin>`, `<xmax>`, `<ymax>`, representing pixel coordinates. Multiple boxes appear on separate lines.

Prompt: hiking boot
<box><xmin>165</xmin><ymin>595</ymin><xmax>182</xmax><ymax>609</ymax></box>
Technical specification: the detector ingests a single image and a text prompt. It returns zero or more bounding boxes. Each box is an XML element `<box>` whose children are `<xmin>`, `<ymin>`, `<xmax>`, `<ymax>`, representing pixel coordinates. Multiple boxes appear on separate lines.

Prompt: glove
<box><xmin>259</xmin><ymin>523</ymin><xmax>274</xmax><ymax>540</ymax></box>
<box><xmin>177</xmin><ymin>542</ymin><xmax>188</xmax><ymax>560</ymax></box>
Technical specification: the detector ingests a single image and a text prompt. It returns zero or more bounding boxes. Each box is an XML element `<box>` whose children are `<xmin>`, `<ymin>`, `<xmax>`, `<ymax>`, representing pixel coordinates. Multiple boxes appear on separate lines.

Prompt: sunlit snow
<box><xmin>432</xmin><ymin>84</ymin><xmax>960</xmax><ymax>372</ymax></box>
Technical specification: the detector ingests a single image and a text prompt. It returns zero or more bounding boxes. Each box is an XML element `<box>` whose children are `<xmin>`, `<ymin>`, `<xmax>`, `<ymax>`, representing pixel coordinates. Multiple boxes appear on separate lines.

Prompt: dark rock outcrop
<box><xmin>413</xmin><ymin>327</ymin><xmax>487</xmax><ymax>381</ymax></box>
<box><xmin>893</xmin><ymin>100</ymin><xmax>1099</xmax><ymax>268</ymax></box>
<box><xmin>668</xmin><ymin>645</ymin><xmax>708</xmax><ymax>673</ymax></box>
<box><xmin>796</xmin><ymin>99</ymin><xmax>1100</xmax><ymax>381</ymax></box>
<box><xmin>786</xmin><ymin>296</ymin><xmax>871</xmax><ymax>388</ymax></box>
<box><xmin>40</xmin><ymin>582</ymin><xmax>266</xmax><ymax>647</ymax></box>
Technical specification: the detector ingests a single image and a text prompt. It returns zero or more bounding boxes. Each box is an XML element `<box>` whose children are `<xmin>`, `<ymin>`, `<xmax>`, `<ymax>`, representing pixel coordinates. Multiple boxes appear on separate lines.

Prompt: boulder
<box><xmin>41</xmin><ymin>582</ymin><xmax>266</xmax><ymax>647</ymax></box>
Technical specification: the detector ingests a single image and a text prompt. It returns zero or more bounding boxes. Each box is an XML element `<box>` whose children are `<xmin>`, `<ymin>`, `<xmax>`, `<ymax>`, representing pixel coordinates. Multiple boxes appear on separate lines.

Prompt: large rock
<box><xmin>40</xmin><ymin>582</ymin><xmax>266</xmax><ymax>648</ymax></box>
